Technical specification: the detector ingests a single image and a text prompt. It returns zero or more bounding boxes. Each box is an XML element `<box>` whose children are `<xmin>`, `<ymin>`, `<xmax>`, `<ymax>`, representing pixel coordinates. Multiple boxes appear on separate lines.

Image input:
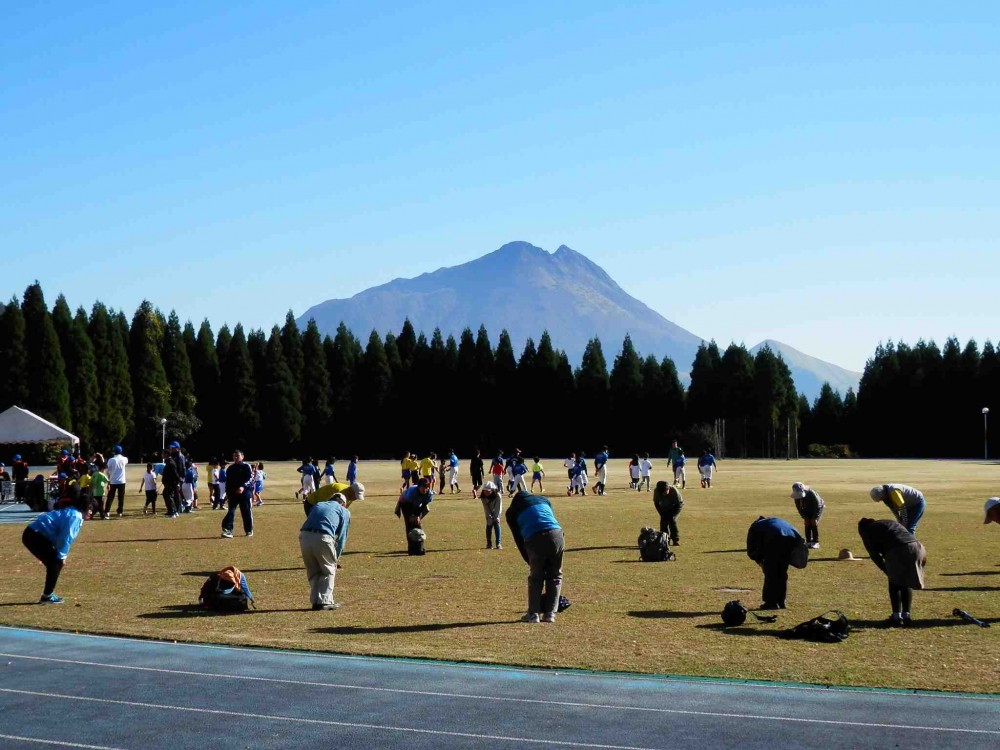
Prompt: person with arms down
<box><xmin>746</xmin><ymin>516</ymin><xmax>809</xmax><ymax>610</ymax></box>
<box><xmin>870</xmin><ymin>484</ymin><xmax>926</xmax><ymax>535</ymax></box>
<box><xmin>447</xmin><ymin>450</ymin><xmax>461</xmax><ymax>494</ymax></box>
<box><xmin>506</xmin><ymin>490</ymin><xmax>564</xmax><ymax>623</ymax></box>
<box><xmin>652</xmin><ymin>480</ymin><xmax>683</xmax><ymax>546</ymax></box>
<box><xmin>469</xmin><ymin>449</ymin><xmax>485</xmax><ymax>498</ymax></box>
<box><xmin>22</xmin><ymin>483</ymin><xmax>93</xmax><ymax>603</ymax></box>
<box><xmin>395</xmin><ymin>477</ymin><xmax>433</xmax><ymax>552</ymax></box>
<box><xmin>791</xmin><ymin>482</ymin><xmax>824</xmax><ymax>549</ymax></box>
<box><xmin>593</xmin><ymin>447</ymin><xmax>609</xmax><ymax>496</ymax></box>
<box><xmin>697</xmin><ymin>450</ymin><xmax>717</xmax><ymax>488</ymax></box>
<box><xmin>105</xmin><ymin>445</ymin><xmax>128</xmax><ymax>517</ymax></box>
<box><xmin>221</xmin><ymin>449</ymin><xmax>255</xmax><ymax>538</ymax></box>
<box><xmin>297</xmin><ymin>456</ymin><xmax>320</xmax><ymax>500</ymax></box>
<box><xmin>857</xmin><ymin>517</ymin><xmax>927</xmax><ymax>627</ymax></box>
<box><xmin>159</xmin><ymin>447</ymin><xmax>182</xmax><ymax>518</ymax></box>
<box><xmin>480</xmin><ymin>481</ymin><xmax>503</xmax><ymax>550</ymax></box>
<box><xmin>300</xmin><ymin>491</ymin><xmax>350</xmax><ymax>610</ymax></box>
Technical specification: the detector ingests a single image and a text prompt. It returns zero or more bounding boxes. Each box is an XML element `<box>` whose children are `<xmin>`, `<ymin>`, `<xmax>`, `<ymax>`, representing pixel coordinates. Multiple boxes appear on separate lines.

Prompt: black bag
<box><xmin>199</xmin><ymin>567</ymin><xmax>254</xmax><ymax>612</ymax></box>
<box><xmin>407</xmin><ymin>526</ymin><xmax>426</xmax><ymax>556</ymax></box>
<box><xmin>638</xmin><ymin>526</ymin><xmax>675</xmax><ymax>562</ymax></box>
<box><xmin>785</xmin><ymin>610</ymin><xmax>849</xmax><ymax>642</ymax></box>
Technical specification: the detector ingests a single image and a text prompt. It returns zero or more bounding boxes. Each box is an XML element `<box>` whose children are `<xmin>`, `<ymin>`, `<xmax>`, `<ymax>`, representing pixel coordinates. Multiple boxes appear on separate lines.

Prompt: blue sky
<box><xmin>2</xmin><ymin>2</ymin><xmax>997</xmax><ymax>372</ymax></box>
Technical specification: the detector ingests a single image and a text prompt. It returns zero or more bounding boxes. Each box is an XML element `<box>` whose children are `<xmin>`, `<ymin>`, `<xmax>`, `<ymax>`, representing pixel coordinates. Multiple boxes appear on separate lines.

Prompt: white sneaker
<box><xmin>541</xmin><ymin>613</ymin><xmax>556</xmax><ymax>623</ymax></box>
<box><xmin>520</xmin><ymin>612</ymin><xmax>540</xmax><ymax>623</ymax></box>
<box><xmin>221</xmin><ymin>531</ymin><xmax>233</xmax><ymax>538</ymax></box>
<box><xmin>809</xmin><ymin>542</ymin><xmax>820</xmax><ymax>549</ymax></box>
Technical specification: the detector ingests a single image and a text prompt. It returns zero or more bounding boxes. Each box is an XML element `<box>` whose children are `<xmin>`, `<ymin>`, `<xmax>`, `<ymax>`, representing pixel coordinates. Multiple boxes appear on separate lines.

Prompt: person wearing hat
<box><xmin>857</xmin><ymin>517</ymin><xmax>927</xmax><ymax>627</ymax></box>
<box><xmin>12</xmin><ymin>453</ymin><xmax>30</xmax><ymax>503</ymax></box>
<box><xmin>985</xmin><ymin>498</ymin><xmax>1000</xmax><ymax>526</ymax></box>
<box><xmin>56</xmin><ymin>449</ymin><xmax>73</xmax><ymax>477</ymax></box>
<box><xmin>746</xmin><ymin>516</ymin><xmax>809</xmax><ymax>610</ymax></box>
<box><xmin>791</xmin><ymin>482</ymin><xmax>825</xmax><ymax>549</ymax></box>
<box><xmin>299</xmin><ymin>491</ymin><xmax>350</xmax><ymax>611</ymax></box>
<box><xmin>303</xmin><ymin>480</ymin><xmax>365</xmax><ymax>516</ymax></box>
<box><xmin>506</xmin><ymin>490</ymin><xmax>564</xmax><ymax>623</ymax></box>
<box><xmin>480</xmin><ymin>481</ymin><xmax>503</xmax><ymax>550</ymax></box>
<box><xmin>870</xmin><ymin>484</ymin><xmax>926</xmax><ymax>535</ymax></box>
<box><xmin>22</xmin><ymin>482</ymin><xmax>93</xmax><ymax>603</ymax></box>
<box><xmin>652</xmin><ymin>480</ymin><xmax>683</xmax><ymax>546</ymax></box>
<box><xmin>396</xmin><ymin>477</ymin><xmax>433</xmax><ymax>550</ymax></box>
<box><xmin>159</xmin><ymin>447</ymin><xmax>182</xmax><ymax>518</ymax></box>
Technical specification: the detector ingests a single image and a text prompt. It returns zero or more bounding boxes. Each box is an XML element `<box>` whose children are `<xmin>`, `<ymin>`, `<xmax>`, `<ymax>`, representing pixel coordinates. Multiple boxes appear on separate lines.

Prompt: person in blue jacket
<box><xmin>22</xmin><ymin>485</ymin><xmax>92</xmax><ymax>603</ymax></box>
<box><xmin>746</xmin><ymin>516</ymin><xmax>809</xmax><ymax>610</ymax></box>
<box><xmin>505</xmin><ymin>491</ymin><xmax>564</xmax><ymax>624</ymax></box>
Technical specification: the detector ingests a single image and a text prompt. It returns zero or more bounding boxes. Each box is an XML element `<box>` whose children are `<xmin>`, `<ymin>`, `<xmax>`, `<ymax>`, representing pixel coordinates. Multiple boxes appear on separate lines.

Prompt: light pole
<box><xmin>160</xmin><ymin>418</ymin><xmax>167</xmax><ymax>451</ymax></box>
<box><xmin>983</xmin><ymin>407</ymin><xmax>990</xmax><ymax>460</ymax></box>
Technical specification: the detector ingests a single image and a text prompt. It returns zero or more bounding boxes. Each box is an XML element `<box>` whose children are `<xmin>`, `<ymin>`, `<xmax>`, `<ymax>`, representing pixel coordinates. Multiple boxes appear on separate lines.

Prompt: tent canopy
<box><xmin>0</xmin><ymin>405</ymin><xmax>79</xmax><ymax>446</ymax></box>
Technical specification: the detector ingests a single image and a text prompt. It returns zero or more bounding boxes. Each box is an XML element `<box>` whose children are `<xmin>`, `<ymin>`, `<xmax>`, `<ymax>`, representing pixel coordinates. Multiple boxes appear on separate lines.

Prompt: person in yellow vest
<box><xmin>870</xmin><ymin>484</ymin><xmax>926</xmax><ymax>535</ymax></box>
<box><xmin>303</xmin><ymin>480</ymin><xmax>365</xmax><ymax>516</ymax></box>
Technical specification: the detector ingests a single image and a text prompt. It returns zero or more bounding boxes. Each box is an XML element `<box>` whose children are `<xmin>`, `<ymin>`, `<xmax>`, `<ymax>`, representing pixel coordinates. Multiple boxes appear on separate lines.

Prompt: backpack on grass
<box><xmin>638</xmin><ymin>526</ymin><xmax>675</xmax><ymax>562</ymax></box>
<box><xmin>784</xmin><ymin>610</ymin><xmax>849</xmax><ymax>642</ymax></box>
<box><xmin>199</xmin><ymin>565</ymin><xmax>255</xmax><ymax>611</ymax></box>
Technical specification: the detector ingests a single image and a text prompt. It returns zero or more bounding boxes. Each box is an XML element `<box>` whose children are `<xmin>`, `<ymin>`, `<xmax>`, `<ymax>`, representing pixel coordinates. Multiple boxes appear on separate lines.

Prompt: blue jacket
<box><xmin>302</xmin><ymin>501</ymin><xmax>351</xmax><ymax>558</ymax></box>
<box><xmin>28</xmin><ymin>507</ymin><xmax>83</xmax><ymax>560</ymax></box>
<box><xmin>505</xmin><ymin>492</ymin><xmax>561</xmax><ymax>563</ymax></box>
<box><xmin>746</xmin><ymin>517</ymin><xmax>803</xmax><ymax>563</ymax></box>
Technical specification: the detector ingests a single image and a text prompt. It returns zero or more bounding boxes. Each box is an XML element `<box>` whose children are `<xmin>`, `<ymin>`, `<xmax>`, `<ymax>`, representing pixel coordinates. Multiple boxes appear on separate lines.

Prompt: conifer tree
<box><xmin>247</xmin><ymin>330</ymin><xmax>268</xmax><ymax>437</ymax></box>
<box><xmin>220</xmin><ymin>325</ymin><xmax>260</xmax><ymax>451</ymax></box>
<box><xmin>397</xmin><ymin>319</ymin><xmax>418</xmax><ymax>370</ymax></box>
<box><xmin>187</xmin><ymin>320</ymin><xmax>221</xmax><ymax>452</ymax></box>
<box><xmin>686</xmin><ymin>341</ymin><xmax>723</xmax><ymax>426</ymax></box>
<box><xmin>751</xmin><ymin>345</ymin><xmax>787</xmax><ymax>457</ymax></box>
<box><xmin>473</xmin><ymin>325</ymin><xmax>495</xmax><ymax>391</ymax></box>
<box><xmin>70</xmin><ymin>306</ymin><xmax>101</xmax><ymax>450</ymax></box>
<box><xmin>129</xmin><ymin>301</ymin><xmax>172</xmax><ymax>453</ymax></box>
<box><xmin>300</xmin><ymin>321</ymin><xmax>333</xmax><ymax>448</ymax></box>
<box><xmin>260</xmin><ymin>326</ymin><xmax>302</xmax><ymax>457</ymax></box>
<box><xmin>660</xmin><ymin>356</ymin><xmax>686</xmax><ymax>436</ymax></box>
<box><xmin>518</xmin><ymin>338</ymin><xmax>537</xmax><ymax>375</ymax></box>
<box><xmin>327</xmin><ymin>323</ymin><xmax>359</xmax><ymax>426</ymax></box>
<box><xmin>0</xmin><ymin>297</ymin><xmax>29</xmax><ymax>410</ymax></box>
<box><xmin>281</xmin><ymin>311</ymin><xmax>306</xmax><ymax>396</ymax></box>
<box><xmin>609</xmin><ymin>334</ymin><xmax>644</xmax><ymax>446</ymax></box>
<box><xmin>576</xmin><ymin>338</ymin><xmax>609</xmax><ymax>403</ymax></box>
<box><xmin>21</xmin><ymin>283</ymin><xmax>71</xmax><ymax>427</ymax></box>
<box><xmin>357</xmin><ymin>330</ymin><xmax>393</xmax><ymax>454</ymax></box>
<box><xmin>718</xmin><ymin>344</ymin><xmax>755</xmax><ymax>457</ymax></box>
<box><xmin>161</xmin><ymin>312</ymin><xmax>197</xmax><ymax>416</ymax></box>
<box><xmin>88</xmin><ymin>304</ymin><xmax>134</xmax><ymax>449</ymax></box>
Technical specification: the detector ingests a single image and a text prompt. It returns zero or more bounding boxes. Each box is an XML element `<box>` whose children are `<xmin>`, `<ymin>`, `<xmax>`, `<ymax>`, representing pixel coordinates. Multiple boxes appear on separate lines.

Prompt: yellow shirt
<box><xmin>308</xmin><ymin>482</ymin><xmax>359</xmax><ymax>507</ymax></box>
<box><xmin>79</xmin><ymin>474</ymin><xmax>92</xmax><ymax>489</ymax></box>
<box><xmin>406</xmin><ymin>458</ymin><xmax>419</xmax><ymax>472</ymax></box>
<box><xmin>419</xmin><ymin>457</ymin><xmax>435</xmax><ymax>476</ymax></box>
<box><xmin>532</xmin><ymin>462</ymin><xmax>543</xmax><ymax>473</ymax></box>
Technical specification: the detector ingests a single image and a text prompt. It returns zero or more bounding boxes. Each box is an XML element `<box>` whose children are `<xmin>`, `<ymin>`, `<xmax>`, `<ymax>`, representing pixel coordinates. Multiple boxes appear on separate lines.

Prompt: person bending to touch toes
<box><xmin>506</xmin><ymin>490</ymin><xmax>564</xmax><ymax>624</ymax></box>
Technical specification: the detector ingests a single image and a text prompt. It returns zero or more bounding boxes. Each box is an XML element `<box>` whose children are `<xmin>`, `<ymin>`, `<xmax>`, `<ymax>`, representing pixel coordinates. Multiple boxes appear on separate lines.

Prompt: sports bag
<box><xmin>199</xmin><ymin>565</ymin><xmax>255</xmax><ymax>611</ymax></box>
<box><xmin>638</xmin><ymin>526</ymin><xmax>675</xmax><ymax>562</ymax></box>
<box><xmin>721</xmin><ymin>600</ymin><xmax>779</xmax><ymax>626</ymax></box>
<box><xmin>784</xmin><ymin>610</ymin><xmax>849</xmax><ymax>642</ymax></box>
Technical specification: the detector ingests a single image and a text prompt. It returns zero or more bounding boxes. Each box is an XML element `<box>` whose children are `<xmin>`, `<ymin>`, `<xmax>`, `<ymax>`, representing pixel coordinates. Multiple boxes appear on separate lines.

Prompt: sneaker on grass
<box><xmin>221</xmin><ymin>530</ymin><xmax>233</xmax><ymax>538</ymax></box>
<box><xmin>520</xmin><ymin>612</ymin><xmax>540</xmax><ymax>623</ymax></box>
<box><xmin>39</xmin><ymin>594</ymin><xmax>63</xmax><ymax>604</ymax></box>
<box><xmin>541</xmin><ymin>613</ymin><xmax>556</xmax><ymax>623</ymax></box>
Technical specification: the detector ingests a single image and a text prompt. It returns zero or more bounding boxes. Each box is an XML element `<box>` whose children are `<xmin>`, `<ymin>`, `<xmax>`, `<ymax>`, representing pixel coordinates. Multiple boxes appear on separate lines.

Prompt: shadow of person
<box><xmin>137</xmin><ymin>605</ymin><xmax>306</xmax><ymax>619</ymax></box>
<box><xmin>694</xmin><ymin>623</ymin><xmax>787</xmax><ymax>638</ymax></box>
<box><xmin>314</xmin><ymin>620</ymin><xmax>512</xmax><ymax>635</ymax></box>
<box><xmin>628</xmin><ymin>610</ymin><xmax>716</xmax><ymax>619</ymax></box>
<box><xmin>850</xmin><ymin>616</ymin><xmax>1000</xmax><ymax>630</ymax></box>
<box><xmin>924</xmin><ymin>586</ymin><xmax>1000</xmax><ymax>592</ymax></box>
<box><xmin>701</xmin><ymin>549</ymin><xmax>745</xmax><ymax>554</ymax></box>
<box><xmin>565</xmin><ymin>545</ymin><xmax>636</xmax><ymax>553</ymax></box>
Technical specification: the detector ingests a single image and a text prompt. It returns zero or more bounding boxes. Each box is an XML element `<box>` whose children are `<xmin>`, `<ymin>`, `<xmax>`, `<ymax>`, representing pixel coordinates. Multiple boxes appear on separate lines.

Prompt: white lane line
<box><xmin>0</xmin><ymin>734</ymin><xmax>126</xmax><ymax>750</ymax></box>
<box><xmin>1</xmin><ymin>671</ymin><xmax>998</xmax><ymax>738</ymax></box>
<box><xmin>0</xmin><ymin>688</ymin><xmax>659</xmax><ymax>750</ymax></box>
<box><xmin>3</xmin><ymin>626</ymin><xmax>994</xmax><ymax>701</ymax></box>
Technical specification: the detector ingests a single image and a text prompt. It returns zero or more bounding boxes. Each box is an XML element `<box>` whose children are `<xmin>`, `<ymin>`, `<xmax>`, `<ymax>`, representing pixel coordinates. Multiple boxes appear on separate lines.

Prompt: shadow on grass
<box><xmin>137</xmin><ymin>604</ymin><xmax>306</xmax><ymax>619</ymax></box>
<box><xmin>808</xmin><ymin>557</ymin><xmax>870</xmax><ymax>563</ymax></box>
<box><xmin>940</xmin><ymin>571</ymin><xmax>1000</xmax><ymax>577</ymax></box>
<box><xmin>694</xmin><ymin>623</ymin><xmax>786</xmax><ymax>638</ymax></box>
<box><xmin>374</xmin><ymin>548</ymin><xmax>478</xmax><ymax>557</ymax></box>
<box><xmin>629</xmin><ymin>610</ymin><xmax>716</xmax><ymax>619</ymax></box>
<box><xmin>924</xmin><ymin>586</ymin><xmax>1000</xmax><ymax>592</ymax></box>
<box><xmin>181</xmin><ymin>567</ymin><xmax>303</xmax><ymax>577</ymax></box>
<box><xmin>0</xmin><ymin>602</ymin><xmax>41</xmax><ymax>607</ymax></box>
<box><xmin>610</xmin><ymin>560</ymin><xmax>646</xmax><ymax>564</ymax></box>
<box><xmin>702</xmin><ymin>549</ymin><xmax>745</xmax><ymax>554</ymax></box>
<box><xmin>850</xmin><ymin>617</ymin><xmax>1000</xmax><ymax>630</ymax></box>
<box><xmin>85</xmin><ymin>537</ymin><xmax>220</xmax><ymax>544</ymax></box>
<box><xmin>314</xmin><ymin>620</ymin><xmax>510</xmax><ymax>635</ymax></box>
<box><xmin>565</xmin><ymin>545</ymin><xmax>635</xmax><ymax>553</ymax></box>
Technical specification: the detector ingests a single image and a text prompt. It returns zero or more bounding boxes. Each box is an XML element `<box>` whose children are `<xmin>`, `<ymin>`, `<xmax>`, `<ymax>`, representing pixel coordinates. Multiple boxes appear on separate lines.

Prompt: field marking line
<box><xmin>3</xmin><ymin>626</ymin><xmax>997</xmax><ymax>702</ymax></box>
<box><xmin>0</xmin><ymin>734</ymin><xmax>127</xmax><ymax>750</ymax></box>
<box><xmin>1</xmin><ymin>670</ymin><xmax>998</xmax><ymax>737</ymax></box>
<box><xmin>0</xmin><ymin>688</ymin><xmax>660</xmax><ymax>750</ymax></box>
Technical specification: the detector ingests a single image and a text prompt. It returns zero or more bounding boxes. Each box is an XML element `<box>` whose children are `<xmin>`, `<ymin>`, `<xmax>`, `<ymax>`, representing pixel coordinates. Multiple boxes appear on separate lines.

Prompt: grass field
<box><xmin>1</xmin><ymin>458</ymin><xmax>998</xmax><ymax>693</ymax></box>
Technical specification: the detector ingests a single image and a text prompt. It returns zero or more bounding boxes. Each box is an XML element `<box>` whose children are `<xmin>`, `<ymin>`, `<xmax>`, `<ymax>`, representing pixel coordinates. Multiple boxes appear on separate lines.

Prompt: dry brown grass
<box><xmin>1</xmin><ymin>458</ymin><xmax>998</xmax><ymax>692</ymax></box>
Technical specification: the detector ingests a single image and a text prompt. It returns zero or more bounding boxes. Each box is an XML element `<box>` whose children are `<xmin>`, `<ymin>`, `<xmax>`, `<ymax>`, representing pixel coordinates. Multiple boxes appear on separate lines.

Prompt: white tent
<box><xmin>0</xmin><ymin>405</ymin><xmax>79</xmax><ymax>447</ymax></box>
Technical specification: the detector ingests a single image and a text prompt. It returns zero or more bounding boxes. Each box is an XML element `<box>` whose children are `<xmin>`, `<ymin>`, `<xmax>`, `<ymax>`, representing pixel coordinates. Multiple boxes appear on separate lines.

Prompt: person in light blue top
<box><xmin>22</xmin><ymin>486</ymin><xmax>91</xmax><ymax>603</ymax></box>
<box><xmin>299</xmin><ymin>492</ymin><xmax>351</xmax><ymax>611</ymax></box>
<box><xmin>506</xmin><ymin>491</ymin><xmax>564</xmax><ymax>623</ymax></box>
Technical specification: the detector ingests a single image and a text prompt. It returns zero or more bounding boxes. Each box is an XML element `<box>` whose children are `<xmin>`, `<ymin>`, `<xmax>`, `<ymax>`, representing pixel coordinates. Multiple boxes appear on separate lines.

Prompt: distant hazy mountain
<box><xmin>298</xmin><ymin>241</ymin><xmax>705</xmax><ymax>373</ymax></box>
<box><xmin>750</xmin><ymin>339</ymin><xmax>862</xmax><ymax>401</ymax></box>
<box><xmin>297</xmin><ymin>241</ymin><xmax>860</xmax><ymax>401</ymax></box>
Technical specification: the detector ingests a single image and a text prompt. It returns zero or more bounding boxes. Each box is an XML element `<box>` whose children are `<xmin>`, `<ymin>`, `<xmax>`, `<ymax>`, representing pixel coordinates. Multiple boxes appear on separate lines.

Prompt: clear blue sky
<box><xmin>2</xmin><ymin>2</ymin><xmax>997</xmax><ymax>372</ymax></box>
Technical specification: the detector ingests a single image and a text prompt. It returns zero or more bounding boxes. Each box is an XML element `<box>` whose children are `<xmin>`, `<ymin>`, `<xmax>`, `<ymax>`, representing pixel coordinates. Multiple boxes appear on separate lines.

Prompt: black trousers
<box><xmin>657</xmin><ymin>510</ymin><xmax>680</xmax><ymax>542</ymax></box>
<box><xmin>162</xmin><ymin>484</ymin><xmax>178</xmax><ymax>515</ymax></box>
<box><xmin>22</xmin><ymin>527</ymin><xmax>63</xmax><ymax>596</ymax></box>
<box><xmin>107</xmin><ymin>484</ymin><xmax>126</xmax><ymax>515</ymax></box>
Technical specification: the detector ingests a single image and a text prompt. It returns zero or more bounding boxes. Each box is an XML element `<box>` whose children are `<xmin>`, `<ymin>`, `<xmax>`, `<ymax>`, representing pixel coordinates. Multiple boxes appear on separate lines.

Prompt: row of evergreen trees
<box><xmin>3</xmin><ymin>283</ymin><xmax>993</xmax><ymax>459</ymax></box>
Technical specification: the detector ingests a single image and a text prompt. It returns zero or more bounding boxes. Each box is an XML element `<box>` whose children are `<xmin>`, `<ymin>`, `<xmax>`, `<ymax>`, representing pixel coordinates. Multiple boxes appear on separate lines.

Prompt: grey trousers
<box><xmin>299</xmin><ymin>530</ymin><xmax>339</xmax><ymax>606</ymax></box>
<box><xmin>525</xmin><ymin>528</ymin><xmax>565</xmax><ymax>615</ymax></box>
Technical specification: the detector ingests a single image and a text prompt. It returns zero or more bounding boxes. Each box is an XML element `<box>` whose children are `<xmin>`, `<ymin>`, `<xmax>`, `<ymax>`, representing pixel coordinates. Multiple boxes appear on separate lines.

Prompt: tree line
<box><xmin>2</xmin><ymin>282</ymin><xmax>993</xmax><ymax>460</ymax></box>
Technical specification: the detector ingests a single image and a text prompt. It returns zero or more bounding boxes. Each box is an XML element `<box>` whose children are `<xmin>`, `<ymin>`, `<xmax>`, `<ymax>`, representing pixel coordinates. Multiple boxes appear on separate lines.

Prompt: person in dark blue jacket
<box><xmin>746</xmin><ymin>516</ymin><xmax>808</xmax><ymax>609</ymax></box>
<box><xmin>221</xmin><ymin>450</ymin><xmax>255</xmax><ymax>538</ymax></box>
<box><xmin>505</xmin><ymin>491</ymin><xmax>564</xmax><ymax>623</ymax></box>
<box><xmin>22</xmin><ymin>485</ymin><xmax>92</xmax><ymax>603</ymax></box>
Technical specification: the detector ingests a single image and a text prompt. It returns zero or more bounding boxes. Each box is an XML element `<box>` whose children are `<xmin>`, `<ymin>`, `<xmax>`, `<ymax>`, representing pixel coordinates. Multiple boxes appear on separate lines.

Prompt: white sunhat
<box><xmin>351</xmin><ymin>482</ymin><xmax>365</xmax><ymax>501</ymax></box>
<box><xmin>483</xmin><ymin>481</ymin><xmax>498</xmax><ymax>492</ymax></box>
<box><xmin>790</xmin><ymin>482</ymin><xmax>808</xmax><ymax>500</ymax></box>
<box><xmin>985</xmin><ymin>497</ymin><xmax>1000</xmax><ymax>524</ymax></box>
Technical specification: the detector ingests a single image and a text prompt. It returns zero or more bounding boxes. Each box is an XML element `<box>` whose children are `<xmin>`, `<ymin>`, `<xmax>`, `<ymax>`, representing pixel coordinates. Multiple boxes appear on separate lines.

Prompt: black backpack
<box><xmin>638</xmin><ymin>526</ymin><xmax>675</xmax><ymax>562</ymax></box>
<box><xmin>785</xmin><ymin>610</ymin><xmax>849</xmax><ymax>642</ymax></box>
<box><xmin>199</xmin><ymin>567</ymin><xmax>255</xmax><ymax>612</ymax></box>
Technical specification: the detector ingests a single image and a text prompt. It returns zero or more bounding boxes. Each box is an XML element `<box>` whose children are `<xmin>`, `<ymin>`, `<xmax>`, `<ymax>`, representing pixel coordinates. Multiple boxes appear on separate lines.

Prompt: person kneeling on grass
<box><xmin>22</xmin><ymin>485</ymin><xmax>93</xmax><ymax>604</ymax></box>
<box><xmin>300</xmin><ymin>492</ymin><xmax>350</xmax><ymax>611</ymax></box>
<box><xmin>505</xmin><ymin>491</ymin><xmax>564</xmax><ymax>624</ymax></box>
<box><xmin>746</xmin><ymin>516</ymin><xmax>809</xmax><ymax>610</ymax></box>
<box><xmin>858</xmin><ymin>517</ymin><xmax>927</xmax><ymax>627</ymax></box>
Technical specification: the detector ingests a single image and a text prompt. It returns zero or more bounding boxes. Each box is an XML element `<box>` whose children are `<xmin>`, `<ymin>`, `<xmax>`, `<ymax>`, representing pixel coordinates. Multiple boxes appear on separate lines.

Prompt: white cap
<box><xmin>483</xmin><ymin>481</ymin><xmax>497</xmax><ymax>492</ymax></box>
<box><xmin>351</xmin><ymin>482</ymin><xmax>365</xmax><ymax>502</ymax></box>
<box><xmin>985</xmin><ymin>497</ymin><xmax>1000</xmax><ymax>524</ymax></box>
<box><xmin>790</xmin><ymin>482</ymin><xmax>807</xmax><ymax>500</ymax></box>
<box><xmin>870</xmin><ymin>486</ymin><xmax>884</xmax><ymax>502</ymax></box>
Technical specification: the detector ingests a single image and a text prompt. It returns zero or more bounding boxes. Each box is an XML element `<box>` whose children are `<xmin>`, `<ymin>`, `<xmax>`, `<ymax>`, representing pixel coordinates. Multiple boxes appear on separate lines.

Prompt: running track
<box><xmin>0</xmin><ymin>627</ymin><xmax>997</xmax><ymax>749</ymax></box>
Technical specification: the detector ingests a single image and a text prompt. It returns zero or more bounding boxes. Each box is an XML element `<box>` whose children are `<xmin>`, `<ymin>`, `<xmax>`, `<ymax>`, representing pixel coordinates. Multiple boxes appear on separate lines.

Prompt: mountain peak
<box><xmin>490</xmin><ymin>241</ymin><xmax>548</xmax><ymax>259</ymax></box>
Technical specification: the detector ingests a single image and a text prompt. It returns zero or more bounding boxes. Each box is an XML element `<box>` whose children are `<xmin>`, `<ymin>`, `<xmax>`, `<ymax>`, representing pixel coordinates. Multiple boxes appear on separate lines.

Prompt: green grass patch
<box><xmin>1</xmin><ymin>458</ymin><xmax>998</xmax><ymax>692</ymax></box>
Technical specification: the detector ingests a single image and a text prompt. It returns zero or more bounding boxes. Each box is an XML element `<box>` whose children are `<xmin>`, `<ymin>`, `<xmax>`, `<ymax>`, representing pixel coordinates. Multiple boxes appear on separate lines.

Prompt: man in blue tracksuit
<box><xmin>221</xmin><ymin>450</ymin><xmax>256</xmax><ymax>538</ymax></box>
<box><xmin>505</xmin><ymin>491</ymin><xmax>564</xmax><ymax>623</ymax></box>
